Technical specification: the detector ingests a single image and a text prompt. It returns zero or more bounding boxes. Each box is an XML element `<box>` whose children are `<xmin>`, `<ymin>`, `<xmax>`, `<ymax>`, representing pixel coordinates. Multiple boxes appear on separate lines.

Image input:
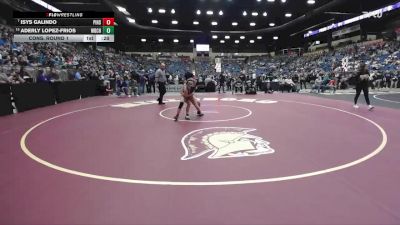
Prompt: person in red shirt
<box><xmin>328</xmin><ymin>79</ymin><xmax>336</xmax><ymax>93</ymax></box>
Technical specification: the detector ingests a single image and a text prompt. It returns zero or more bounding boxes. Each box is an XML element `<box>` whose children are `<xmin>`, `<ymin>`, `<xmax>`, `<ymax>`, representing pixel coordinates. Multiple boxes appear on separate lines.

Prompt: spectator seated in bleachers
<box><xmin>0</xmin><ymin>19</ymin><xmax>399</xmax><ymax>99</ymax></box>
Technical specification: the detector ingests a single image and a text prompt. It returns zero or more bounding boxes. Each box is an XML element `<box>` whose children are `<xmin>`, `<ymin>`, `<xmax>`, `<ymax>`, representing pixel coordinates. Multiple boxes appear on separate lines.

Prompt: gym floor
<box><xmin>0</xmin><ymin>91</ymin><xmax>399</xmax><ymax>224</ymax></box>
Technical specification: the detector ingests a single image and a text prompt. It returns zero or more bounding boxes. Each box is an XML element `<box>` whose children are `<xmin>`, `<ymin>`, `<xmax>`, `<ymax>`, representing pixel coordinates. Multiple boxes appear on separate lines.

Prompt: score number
<box><xmin>102</xmin><ymin>26</ymin><xmax>114</xmax><ymax>34</ymax></box>
<box><xmin>102</xmin><ymin>18</ymin><xmax>114</xmax><ymax>26</ymax></box>
<box><xmin>102</xmin><ymin>18</ymin><xmax>114</xmax><ymax>35</ymax></box>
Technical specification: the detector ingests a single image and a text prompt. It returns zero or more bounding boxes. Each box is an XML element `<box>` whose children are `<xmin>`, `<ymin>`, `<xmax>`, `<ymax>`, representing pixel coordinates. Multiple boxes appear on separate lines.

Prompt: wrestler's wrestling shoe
<box><xmin>197</xmin><ymin>111</ymin><xmax>204</xmax><ymax>117</ymax></box>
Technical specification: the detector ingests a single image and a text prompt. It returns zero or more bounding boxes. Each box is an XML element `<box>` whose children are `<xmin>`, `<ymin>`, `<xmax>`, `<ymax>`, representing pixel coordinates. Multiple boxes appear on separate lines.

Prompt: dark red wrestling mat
<box><xmin>0</xmin><ymin>93</ymin><xmax>399</xmax><ymax>225</ymax></box>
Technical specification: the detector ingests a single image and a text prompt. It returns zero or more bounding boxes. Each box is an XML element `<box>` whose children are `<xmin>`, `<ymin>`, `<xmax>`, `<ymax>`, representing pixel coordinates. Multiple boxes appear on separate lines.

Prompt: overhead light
<box><xmin>158</xmin><ymin>9</ymin><xmax>166</xmax><ymax>14</ymax></box>
<box><xmin>212</xmin><ymin>35</ymin><xmax>218</xmax><ymax>39</ymax></box>
<box><xmin>219</xmin><ymin>10</ymin><xmax>223</xmax><ymax>16</ymax></box>
<box><xmin>252</xmin><ymin>12</ymin><xmax>258</xmax><ymax>16</ymax></box>
<box><xmin>307</xmin><ymin>0</ymin><xmax>315</xmax><ymax>4</ymax></box>
<box><xmin>240</xmin><ymin>36</ymin><xmax>245</xmax><ymax>39</ymax></box>
<box><xmin>232</xmin><ymin>22</ymin><xmax>238</xmax><ymax>26</ymax></box>
<box><xmin>267</xmin><ymin>0</ymin><xmax>275</xmax><ymax>2</ymax></box>
<box><xmin>250</xmin><ymin>40</ymin><xmax>255</xmax><ymax>43</ymax></box>
<box><xmin>211</xmin><ymin>21</ymin><xmax>218</xmax><ymax>26</ymax></box>
<box><xmin>225</xmin><ymin>35</ymin><xmax>230</xmax><ymax>39</ymax></box>
<box><xmin>273</xmin><ymin>36</ymin><xmax>279</xmax><ymax>40</ymax></box>
<box><xmin>127</xmin><ymin>17</ymin><xmax>136</xmax><ymax>23</ymax></box>
<box><xmin>207</xmin><ymin>10</ymin><xmax>213</xmax><ymax>15</ymax></box>
<box><xmin>257</xmin><ymin>36</ymin><xmax>262</xmax><ymax>39</ymax></box>
<box><xmin>193</xmin><ymin>21</ymin><xmax>199</xmax><ymax>25</ymax></box>
<box><xmin>116</xmin><ymin>6</ymin><xmax>130</xmax><ymax>16</ymax></box>
<box><xmin>257</xmin><ymin>0</ymin><xmax>262</xmax><ymax>2</ymax></box>
<box><xmin>269</xmin><ymin>23</ymin><xmax>275</xmax><ymax>27</ymax></box>
<box><xmin>32</xmin><ymin>0</ymin><xmax>61</xmax><ymax>12</ymax></box>
<box><xmin>235</xmin><ymin>40</ymin><xmax>240</xmax><ymax>44</ymax></box>
<box><xmin>141</xmin><ymin>38</ymin><xmax>146</xmax><ymax>42</ymax></box>
<box><xmin>173</xmin><ymin>39</ymin><xmax>179</xmax><ymax>43</ymax></box>
<box><xmin>158</xmin><ymin>39</ymin><xmax>164</xmax><ymax>42</ymax></box>
<box><xmin>243</xmin><ymin>11</ymin><xmax>247</xmax><ymax>16</ymax></box>
<box><xmin>151</xmin><ymin>20</ymin><xmax>158</xmax><ymax>24</ymax></box>
<box><xmin>190</xmin><ymin>39</ymin><xmax>194</xmax><ymax>43</ymax></box>
<box><xmin>285</xmin><ymin>13</ymin><xmax>292</xmax><ymax>17</ymax></box>
<box><xmin>196</xmin><ymin>10</ymin><xmax>201</xmax><ymax>15</ymax></box>
<box><xmin>171</xmin><ymin>9</ymin><xmax>175</xmax><ymax>14</ymax></box>
<box><xmin>171</xmin><ymin>20</ymin><xmax>178</xmax><ymax>24</ymax></box>
<box><xmin>281</xmin><ymin>0</ymin><xmax>287</xmax><ymax>2</ymax></box>
<box><xmin>263</xmin><ymin>12</ymin><xmax>268</xmax><ymax>17</ymax></box>
<box><xmin>148</xmin><ymin>8</ymin><xmax>153</xmax><ymax>13</ymax></box>
<box><xmin>250</xmin><ymin>22</ymin><xmax>256</xmax><ymax>26</ymax></box>
<box><xmin>220</xmin><ymin>40</ymin><xmax>225</xmax><ymax>43</ymax></box>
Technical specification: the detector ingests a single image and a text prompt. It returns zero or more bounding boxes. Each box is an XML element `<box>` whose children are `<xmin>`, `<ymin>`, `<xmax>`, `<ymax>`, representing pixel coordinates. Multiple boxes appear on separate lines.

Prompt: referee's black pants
<box><xmin>354</xmin><ymin>82</ymin><xmax>370</xmax><ymax>105</ymax></box>
<box><xmin>157</xmin><ymin>82</ymin><xmax>166</xmax><ymax>104</ymax></box>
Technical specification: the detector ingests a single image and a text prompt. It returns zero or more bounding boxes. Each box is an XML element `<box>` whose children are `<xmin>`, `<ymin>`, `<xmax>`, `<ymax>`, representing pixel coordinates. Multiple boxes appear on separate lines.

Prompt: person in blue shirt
<box><xmin>74</xmin><ymin>68</ymin><xmax>82</xmax><ymax>80</ymax></box>
<box><xmin>116</xmin><ymin>75</ymin><xmax>130</xmax><ymax>97</ymax></box>
<box><xmin>74</xmin><ymin>71</ymin><xmax>81</xmax><ymax>80</ymax></box>
<box><xmin>36</xmin><ymin>69</ymin><xmax>50</xmax><ymax>83</ymax></box>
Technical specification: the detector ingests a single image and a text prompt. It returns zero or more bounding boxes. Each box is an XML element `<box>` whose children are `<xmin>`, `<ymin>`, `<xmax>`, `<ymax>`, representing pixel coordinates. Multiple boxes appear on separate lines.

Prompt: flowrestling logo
<box><xmin>181</xmin><ymin>127</ymin><xmax>275</xmax><ymax>160</ymax></box>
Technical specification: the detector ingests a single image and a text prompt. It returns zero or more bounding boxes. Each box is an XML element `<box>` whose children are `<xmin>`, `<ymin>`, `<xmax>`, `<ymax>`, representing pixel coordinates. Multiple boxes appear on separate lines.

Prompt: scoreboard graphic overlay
<box><xmin>13</xmin><ymin>12</ymin><xmax>114</xmax><ymax>43</ymax></box>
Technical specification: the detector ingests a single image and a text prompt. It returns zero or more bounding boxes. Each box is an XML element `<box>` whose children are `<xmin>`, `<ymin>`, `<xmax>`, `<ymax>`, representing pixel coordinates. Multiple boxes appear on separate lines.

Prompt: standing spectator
<box><xmin>155</xmin><ymin>63</ymin><xmax>167</xmax><ymax>105</ymax></box>
<box><xmin>226</xmin><ymin>75</ymin><xmax>233</xmax><ymax>91</ymax></box>
<box><xmin>299</xmin><ymin>71</ymin><xmax>307</xmax><ymax>90</ymax></box>
<box><xmin>391</xmin><ymin>73</ymin><xmax>398</xmax><ymax>88</ymax></box>
<box><xmin>148</xmin><ymin>74</ymin><xmax>156</xmax><ymax>93</ymax></box>
<box><xmin>256</xmin><ymin>76</ymin><xmax>263</xmax><ymax>92</ymax></box>
<box><xmin>354</xmin><ymin>62</ymin><xmax>374</xmax><ymax>110</ymax></box>
<box><xmin>99</xmin><ymin>71</ymin><xmax>112</xmax><ymax>91</ymax></box>
<box><xmin>145</xmin><ymin>74</ymin><xmax>152</xmax><ymax>93</ymax></box>
<box><xmin>139</xmin><ymin>74</ymin><xmax>147</xmax><ymax>95</ymax></box>
<box><xmin>218</xmin><ymin>72</ymin><xmax>226</xmax><ymax>93</ymax></box>
<box><xmin>116</xmin><ymin>75</ymin><xmax>130</xmax><ymax>97</ymax></box>
<box><xmin>311</xmin><ymin>76</ymin><xmax>323</xmax><ymax>93</ymax></box>
<box><xmin>129</xmin><ymin>76</ymin><xmax>139</xmax><ymax>97</ymax></box>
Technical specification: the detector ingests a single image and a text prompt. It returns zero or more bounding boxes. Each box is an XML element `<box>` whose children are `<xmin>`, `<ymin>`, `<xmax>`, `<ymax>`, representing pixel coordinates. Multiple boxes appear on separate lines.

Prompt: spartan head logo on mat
<box><xmin>181</xmin><ymin>127</ymin><xmax>275</xmax><ymax>160</ymax></box>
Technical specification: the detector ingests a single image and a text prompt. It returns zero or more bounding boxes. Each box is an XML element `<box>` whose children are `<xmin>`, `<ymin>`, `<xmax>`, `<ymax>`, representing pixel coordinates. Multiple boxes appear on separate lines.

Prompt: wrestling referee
<box><xmin>155</xmin><ymin>63</ymin><xmax>167</xmax><ymax>105</ymax></box>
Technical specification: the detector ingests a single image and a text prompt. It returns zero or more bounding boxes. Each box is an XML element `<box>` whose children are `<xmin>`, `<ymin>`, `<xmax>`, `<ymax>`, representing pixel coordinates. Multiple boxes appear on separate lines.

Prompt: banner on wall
<box><xmin>305</xmin><ymin>1</ymin><xmax>400</xmax><ymax>38</ymax></box>
<box><xmin>215</xmin><ymin>58</ymin><xmax>222</xmax><ymax>73</ymax></box>
<box><xmin>332</xmin><ymin>25</ymin><xmax>361</xmax><ymax>38</ymax></box>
